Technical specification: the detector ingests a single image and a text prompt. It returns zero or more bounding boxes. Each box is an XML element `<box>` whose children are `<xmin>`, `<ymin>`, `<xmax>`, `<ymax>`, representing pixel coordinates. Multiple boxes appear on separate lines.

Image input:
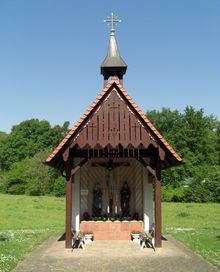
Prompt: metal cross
<box><xmin>109</xmin><ymin>102</ymin><xmax>119</xmax><ymax>121</ymax></box>
<box><xmin>132</xmin><ymin>123</ymin><xmax>140</xmax><ymax>140</ymax></box>
<box><xmin>132</xmin><ymin>123</ymin><xmax>140</xmax><ymax>129</ymax></box>
<box><xmin>109</xmin><ymin>102</ymin><xmax>119</xmax><ymax>110</ymax></box>
<box><xmin>104</xmin><ymin>13</ymin><xmax>121</xmax><ymax>31</ymax></box>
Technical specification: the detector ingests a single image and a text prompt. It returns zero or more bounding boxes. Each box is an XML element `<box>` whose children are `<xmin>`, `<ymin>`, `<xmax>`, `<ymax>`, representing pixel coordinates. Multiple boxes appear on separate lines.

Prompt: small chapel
<box><xmin>45</xmin><ymin>14</ymin><xmax>182</xmax><ymax>250</ymax></box>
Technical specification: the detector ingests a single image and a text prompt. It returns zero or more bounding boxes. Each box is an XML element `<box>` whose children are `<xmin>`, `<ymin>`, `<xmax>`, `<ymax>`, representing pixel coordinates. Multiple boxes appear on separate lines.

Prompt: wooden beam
<box><xmin>154</xmin><ymin>158</ymin><xmax>162</xmax><ymax>248</ymax></box>
<box><xmin>158</xmin><ymin>146</ymin><xmax>165</xmax><ymax>161</ymax></box>
<box><xmin>137</xmin><ymin>158</ymin><xmax>156</xmax><ymax>178</ymax></box>
<box><xmin>63</xmin><ymin>148</ymin><xmax>70</xmax><ymax>162</ymax></box>
<box><xmin>71</xmin><ymin>158</ymin><xmax>88</xmax><ymax>176</ymax></box>
<box><xmin>65</xmin><ymin>161</ymin><xmax>72</xmax><ymax>250</ymax></box>
<box><xmin>71</xmin><ymin>148</ymin><xmax>156</xmax><ymax>159</ymax></box>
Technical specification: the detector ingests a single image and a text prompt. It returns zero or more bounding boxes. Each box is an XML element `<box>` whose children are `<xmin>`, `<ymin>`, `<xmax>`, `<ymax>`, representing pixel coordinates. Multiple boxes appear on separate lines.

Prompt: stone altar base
<box><xmin>80</xmin><ymin>221</ymin><xmax>143</xmax><ymax>240</ymax></box>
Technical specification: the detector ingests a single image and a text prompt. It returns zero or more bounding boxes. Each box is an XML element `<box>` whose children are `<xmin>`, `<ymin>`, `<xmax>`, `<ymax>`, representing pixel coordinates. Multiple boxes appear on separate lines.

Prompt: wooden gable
<box><xmin>73</xmin><ymin>86</ymin><xmax>157</xmax><ymax>150</ymax></box>
<box><xmin>46</xmin><ymin>77</ymin><xmax>181</xmax><ymax>168</ymax></box>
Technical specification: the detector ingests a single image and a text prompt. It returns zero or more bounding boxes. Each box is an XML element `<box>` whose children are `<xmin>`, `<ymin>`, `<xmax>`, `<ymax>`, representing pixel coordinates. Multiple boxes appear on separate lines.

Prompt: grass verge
<box><xmin>163</xmin><ymin>202</ymin><xmax>220</xmax><ymax>268</ymax></box>
<box><xmin>0</xmin><ymin>194</ymin><xmax>219</xmax><ymax>271</ymax></box>
<box><xmin>0</xmin><ymin>229</ymin><xmax>59</xmax><ymax>272</ymax></box>
<box><xmin>0</xmin><ymin>194</ymin><xmax>65</xmax><ymax>272</ymax></box>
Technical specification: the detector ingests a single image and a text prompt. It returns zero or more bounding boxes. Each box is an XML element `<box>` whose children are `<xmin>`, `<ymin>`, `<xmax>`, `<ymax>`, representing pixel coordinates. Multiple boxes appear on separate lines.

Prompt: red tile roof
<box><xmin>46</xmin><ymin>77</ymin><xmax>182</xmax><ymax>163</ymax></box>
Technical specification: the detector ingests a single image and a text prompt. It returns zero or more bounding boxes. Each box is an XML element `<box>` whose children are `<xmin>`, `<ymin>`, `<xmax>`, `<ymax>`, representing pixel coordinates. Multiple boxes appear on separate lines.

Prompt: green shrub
<box><xmin>182</xmin><ymin>165</ymin><xmax>220</xmax><ymax>203</ymax></box>
<box><xmin>162</xmin><ymin>185</ymin><xmax>185</xmax><ymax>202</ymax></box>
<box><xmin>3</xmin><ymin>150</ymin><xmax>59</xmax><ymax>196</ymax></box>
<box><xmin>7</xmin><ymin>183</ymin><xmax>26</xmax><ymax>195</ymax></box>
<box><xmin>0</xmin><ymin>171</ymin><xmax>6</xmax><ymax>193</ymax></box>
<box><xmin>24</xmin><ymin>150</ymin><xmax>58</xmax><ymax>195</ymax></box>
<box><xmin>172</xmin><ymin>187</ymin><xmax>185</xmax><ymax>202</ymax></box>
<box><xmin>4</xmin><ymin>159</ymin><xmax>28</xmax><ymax>194</ymax></box>
<box><xmin>53</xmin><ymin>176</ymin><xmax>65</xmax><ymax>197</ymax></box>
<box><xmin>204</xmin><ymin>179</ymin><xmax>220</xmax><ymax>203</ymax></box>
<box><xmin>162</xmin><ymin>186</ymin><xmax>174</xmax><ymax>202</ymax></box>
<box><xmin>26</xmin><ymin>178</ymin><xmax>42</xmax><ymax>196</ymax></box>
<box><xmin>184</xmin><ymin>182</ymin><xmax>212</xmax><ymax>203</ymax></box>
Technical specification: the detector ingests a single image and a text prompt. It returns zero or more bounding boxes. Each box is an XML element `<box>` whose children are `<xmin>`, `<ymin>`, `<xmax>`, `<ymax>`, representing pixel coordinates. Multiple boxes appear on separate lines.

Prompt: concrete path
<box><xmin>13</xmin><ymin>235</ymin><xmax>219</xmax><ymax>272</ymax></box>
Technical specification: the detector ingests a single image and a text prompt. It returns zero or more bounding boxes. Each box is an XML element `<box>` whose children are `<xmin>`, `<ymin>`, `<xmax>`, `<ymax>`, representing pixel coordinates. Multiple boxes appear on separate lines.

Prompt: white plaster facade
<box><xmin>143</xmin><ymin>168</ymin><xmax>153</xmax><ymax>231</ymax></box>
<box><xmin>72</xmin><ymin>170</ymin><xmax>80</xmax><ymax>231</ymax></box>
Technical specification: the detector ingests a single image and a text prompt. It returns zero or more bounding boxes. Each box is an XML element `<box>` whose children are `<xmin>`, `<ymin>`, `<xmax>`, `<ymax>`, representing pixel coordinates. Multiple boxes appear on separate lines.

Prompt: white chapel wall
<box><xmin>72</xmin><ymin>165</ymin><xmax>80</xmax><ymax>231</ymax></box>
<box><xmin>143</xmin><ymin>168</ymin><xmax>153</xmax><ymax>231</ymax></box>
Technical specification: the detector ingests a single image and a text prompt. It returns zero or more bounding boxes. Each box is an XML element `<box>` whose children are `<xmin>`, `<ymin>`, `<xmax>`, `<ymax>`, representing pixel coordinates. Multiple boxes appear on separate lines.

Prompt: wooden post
<box><xmin>154</xmin><ymin>158</ymin><xmax>162</xmax><ymax>248</ymax></box>
<box><xmin>65</xmin><ymin>162</ymin><xmax>73</xmax><ymax>250</ymax></box>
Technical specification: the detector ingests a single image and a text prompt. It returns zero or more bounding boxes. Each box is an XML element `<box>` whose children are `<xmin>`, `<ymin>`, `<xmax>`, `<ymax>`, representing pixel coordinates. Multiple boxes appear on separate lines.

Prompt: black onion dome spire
<box><xmin>101</xmin><ymin>13</ymin><xmax>127</xmax><ymax>83</ymax></box>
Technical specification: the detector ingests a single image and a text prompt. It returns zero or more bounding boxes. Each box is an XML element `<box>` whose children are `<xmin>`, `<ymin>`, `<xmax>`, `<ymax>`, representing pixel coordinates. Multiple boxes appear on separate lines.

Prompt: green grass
<box><xmin>163</xmin><ymin>202</ymin><xmax>220</xmax><ymax>268</ymax></box>
<box><xmin>0</xmin><ymin>194</ymin><xmax>219</xmax><ymax>271</ymax></box>
<box><xmin>0</xmin><ymin>194</ymin><xmax>65</xmax><ymax>272</ymax></box>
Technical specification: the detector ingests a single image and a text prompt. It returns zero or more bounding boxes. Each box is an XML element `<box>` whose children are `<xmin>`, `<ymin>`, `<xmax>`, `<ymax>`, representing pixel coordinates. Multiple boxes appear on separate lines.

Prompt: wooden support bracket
<box><xmin>137</xmin><ymin>157</ymin><xmax>156</xmax><ymax>178</ymax></box>
<box><xmin>158</xmin><ymin>146</ymin><xmax>165</xmax><ymax>161</ymax></box>
<box><xmin>71</xmin><ymin>158</ymin><xmax>88</xmax><ymax>176</ymax></box>
<box><xmin>63</xmin><ymin>148</ymin><xmax>70</xmax><ymax>162</ymax></box>
<box><xmin>61</xmin><ymin>158</ymin><xmax>88</xmax><ymax>179</ymax></box>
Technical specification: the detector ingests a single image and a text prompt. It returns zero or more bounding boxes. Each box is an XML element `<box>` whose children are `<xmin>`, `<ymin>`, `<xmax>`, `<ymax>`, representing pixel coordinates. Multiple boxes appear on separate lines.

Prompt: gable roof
<box><xmin>46</xmin><ymin>77</ymin><xmax>182</xmax><ymax>165</ymax></box>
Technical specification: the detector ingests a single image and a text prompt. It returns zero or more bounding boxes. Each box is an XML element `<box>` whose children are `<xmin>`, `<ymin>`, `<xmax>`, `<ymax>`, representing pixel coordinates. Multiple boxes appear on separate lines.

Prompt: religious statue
<box><xmin>120</xmin><ymin>181</ymin><xmax>130</xmax><ymax>217</ymax></box>
<box><xmin>92</xmin><ymin>184</ymin><xmax>102</xmax><ymax>217</ymax></box>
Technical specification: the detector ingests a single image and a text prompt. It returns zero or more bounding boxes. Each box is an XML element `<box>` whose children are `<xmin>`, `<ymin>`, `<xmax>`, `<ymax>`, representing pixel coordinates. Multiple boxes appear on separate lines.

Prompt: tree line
<box><xmin>0</xmin><ymin>120</ymin><xmax>69</xmax><ymax>197</ymax></box>
<box><xmin>147</xmin><ymin>106</ymin><xmax>220</xmax><ymax>202</ymax></box>
<box><xmin>0</xmin><ymin>106</ymin><xmax>219</xmax><ymax>202</ymax></box>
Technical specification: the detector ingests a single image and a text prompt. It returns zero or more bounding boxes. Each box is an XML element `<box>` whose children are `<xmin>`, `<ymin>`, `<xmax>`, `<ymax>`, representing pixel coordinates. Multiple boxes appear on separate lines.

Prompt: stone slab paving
<box><xmin>13</xmin><ymin>235</ymin><xmax>219</xmax><ymax>272</ymax></box>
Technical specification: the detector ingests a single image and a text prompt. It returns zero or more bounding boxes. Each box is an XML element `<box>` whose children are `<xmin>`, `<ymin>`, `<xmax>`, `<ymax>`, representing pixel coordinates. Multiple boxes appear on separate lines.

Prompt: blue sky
<box><xmin>0</xmin><ymin>0</ymin><xmax>219</xmax><ymax>133</ymax></box>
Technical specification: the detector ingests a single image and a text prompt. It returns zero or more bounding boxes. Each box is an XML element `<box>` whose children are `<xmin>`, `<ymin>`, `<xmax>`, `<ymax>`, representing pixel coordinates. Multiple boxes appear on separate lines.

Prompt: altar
<box><xmin>80</xmin><ymin>220</ymin><xmax>144</xmax><ymax>240</ymax></box>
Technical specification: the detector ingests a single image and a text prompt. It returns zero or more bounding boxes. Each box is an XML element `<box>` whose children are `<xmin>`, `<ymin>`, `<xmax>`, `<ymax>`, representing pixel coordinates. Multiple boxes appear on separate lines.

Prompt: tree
<box><xmin>0</xmin><ymin>119</ymin><xmax>69</xmax><ymax>171</ymax></box>
<box><xmin>4</xmin><ymin>159</ymin><xmax>29</xmax><ymax>194</ymax></box>
<box><xmin>24</xmin><ymin>150</ymin><xmax>59</xmax><ymax>195</ymax></box>
<box><xmin>146</xmin><ymin>108</ymin><xmax>182</xmax><ymax>150</ymax></box>
<box><xmin>216</xmin><ymin>122</ymin><xmax>220</xmax><ymax>164</ymax></box>
<box><xmin>0</xmin><ymin>131</ymin><xmax>7</xmax><ymax>141</ymax></box>
<box><xmin>3</xmin><ymin>149</ymin><xmax>60</xmax><ymax>196</ymax></box>
<box><xmin>146</xmin><ymin>106</ymin><xmax>219</xmax><ymax>192</ymax></box>
<box><xmin>180</xmin><ymin>107</ymin><xmax>218</xmax><ymax>166</ymax></box>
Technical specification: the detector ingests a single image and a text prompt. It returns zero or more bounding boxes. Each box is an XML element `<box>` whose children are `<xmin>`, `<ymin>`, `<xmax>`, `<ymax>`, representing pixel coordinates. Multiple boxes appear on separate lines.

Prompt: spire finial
<box><xmin>104</xmin><ymin>13</ymin><xmax>121</xmax><ymax>34</ymax></box>
<box><xmin>101</xmin><ymin>13</ymin><xmax>127</xmax><ymax>86</ymax></box>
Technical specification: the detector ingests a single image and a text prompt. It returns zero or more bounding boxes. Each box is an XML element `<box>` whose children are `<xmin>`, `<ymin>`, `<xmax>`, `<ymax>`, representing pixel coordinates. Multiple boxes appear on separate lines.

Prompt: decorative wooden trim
<box><xmin>45</xmin><ymin>78</ymin><xmax>182</xmax><ymax>166</ymax></box>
